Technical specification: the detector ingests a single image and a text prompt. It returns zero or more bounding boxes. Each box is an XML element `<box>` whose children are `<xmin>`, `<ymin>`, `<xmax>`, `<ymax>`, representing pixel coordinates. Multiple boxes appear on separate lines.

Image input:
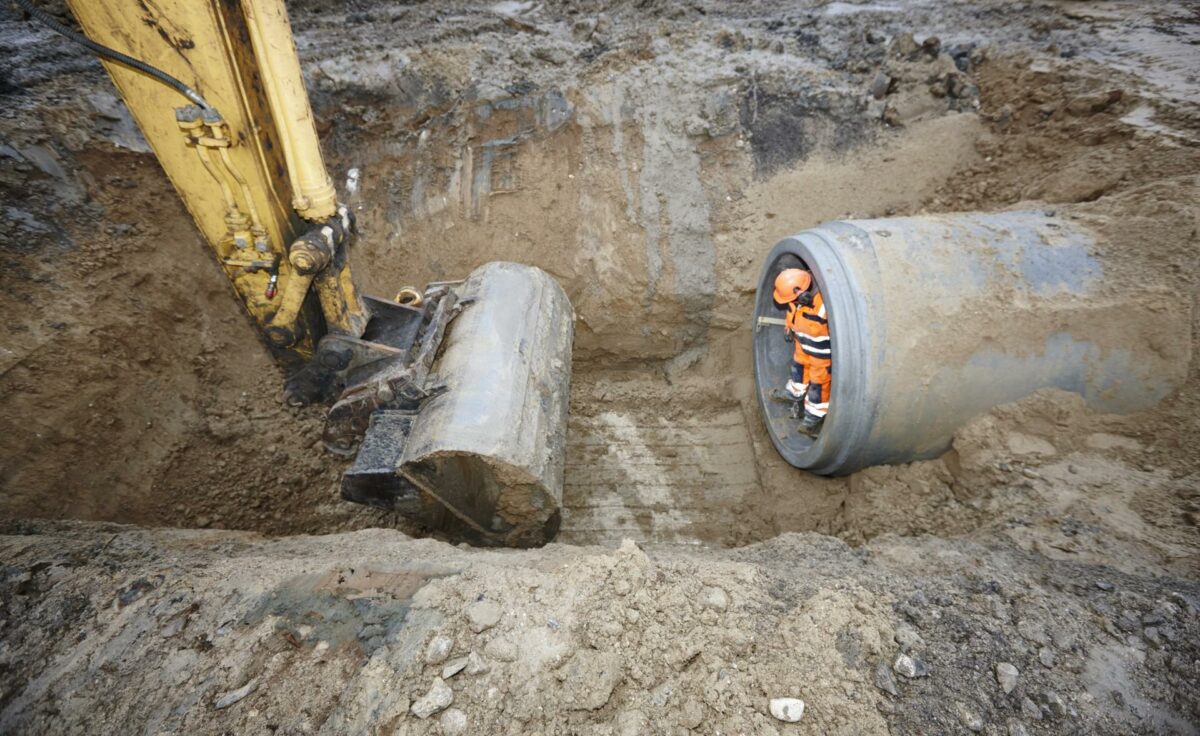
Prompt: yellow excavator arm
<box><xmin>18</xmin><ymin>0</ymin><xmax>576</xmax><ymax>547</ymax></box>
<box><xmin>61</xmin><ymin>0</ymin><xmax>365</xmax><ymax>364</ymax></box>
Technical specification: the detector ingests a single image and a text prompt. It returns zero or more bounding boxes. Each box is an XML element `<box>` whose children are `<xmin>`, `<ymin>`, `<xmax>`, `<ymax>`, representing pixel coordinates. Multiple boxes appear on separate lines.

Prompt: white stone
<box><xmin>484</xmin><ymin>636</ymin><xmax>518</xmax><ymax>662</ymax></box>
<box><xmin>957</xmin><ymin>702</ymin><xmax>985</xmax><ymax>732</ymax></box>
<box><xmin>442</xmin><ymin>656</ymin><xmax>469</xmax><ymax>679</ymax></box>
<box><xmin>894</xmin><ymin>653</ymin><xmax>928</xmax><ymax>678</ymax></box>
<box><xmin>699</xmin><ymin>586</ymin><xmax>729</xmax><ymax>611</ymax></box>
<box><xmin>465</xmin><ymin>650</ymin><xmax>490</xmax><ymax>675</ymax></box>
<box><xmin>996</xmin><ymin>662</ymin><xmax>1019</xmax><ymax>694</ymax></box>
<box><xmin>768</xmin><ymin>697</ymin><xmax>805</xmax><ymax>723</ymax></box>
<box><xmin>425</xmin><ymin>635</ymin><xmax>454</xmax><ymax>665</ymax></box>
<box><xmin>214</xmin><ymin>680</ymin><xmax>257</xmax><ymax>709</ymax></box>
<box><xmin>411</xmin><ymin>678</ymin><xmax>454</xmax><ymax>719</ymax></box>
<box><xmin>466</xmin><ymin>600</ymin><xmax>503</xmax><ymax>633</ymax></box>
<box><xmin>439</xmin><ymin>708</ymin><xmax>468</xmax><ymax>735</ymax></box>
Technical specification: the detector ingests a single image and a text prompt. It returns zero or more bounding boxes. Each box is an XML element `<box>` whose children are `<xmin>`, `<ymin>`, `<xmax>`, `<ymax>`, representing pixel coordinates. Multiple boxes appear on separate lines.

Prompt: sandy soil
<box><xmin>0</xmin><ymin>0</ymin><xmax>1198</xmax><ymax>733</ymax></box>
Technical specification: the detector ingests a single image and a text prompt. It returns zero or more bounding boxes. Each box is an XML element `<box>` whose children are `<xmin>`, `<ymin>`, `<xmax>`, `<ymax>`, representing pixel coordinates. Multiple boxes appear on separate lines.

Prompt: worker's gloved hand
<box><xmin>784</xmin><ymin>328</ymin><xmax>794</xmax><ymax>342</ymax></box>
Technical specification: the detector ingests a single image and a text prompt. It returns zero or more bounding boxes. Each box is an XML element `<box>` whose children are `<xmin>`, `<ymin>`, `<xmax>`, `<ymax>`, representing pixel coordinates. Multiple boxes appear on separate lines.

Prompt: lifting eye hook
<box><xmin>394</xmin><ymin>287</ymin><xmax>423</xmax><ymax>307</ymax></box>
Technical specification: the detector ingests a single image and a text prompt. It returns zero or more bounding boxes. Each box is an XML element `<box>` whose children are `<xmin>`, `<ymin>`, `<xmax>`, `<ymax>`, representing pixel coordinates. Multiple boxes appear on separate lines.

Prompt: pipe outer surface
<box><xmin>753</xmin><ymin>210</ymin><xmax>1186</xmax><ymax>475</ymax></box>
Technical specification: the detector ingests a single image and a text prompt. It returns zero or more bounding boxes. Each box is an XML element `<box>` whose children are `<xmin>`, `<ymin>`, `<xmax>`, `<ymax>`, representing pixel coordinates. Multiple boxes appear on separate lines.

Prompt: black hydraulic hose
<box><xmin>11</xmin><ymin>0</ymin><xmax>216</xmax><ymax>113</ymax></box>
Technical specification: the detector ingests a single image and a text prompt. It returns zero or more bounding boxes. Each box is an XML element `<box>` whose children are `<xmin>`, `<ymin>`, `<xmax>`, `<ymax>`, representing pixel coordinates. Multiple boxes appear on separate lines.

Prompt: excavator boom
<box><xmin>35</xmin><ymin>0</ymin><xmax>573</xmax><ymax>546</ymax></box>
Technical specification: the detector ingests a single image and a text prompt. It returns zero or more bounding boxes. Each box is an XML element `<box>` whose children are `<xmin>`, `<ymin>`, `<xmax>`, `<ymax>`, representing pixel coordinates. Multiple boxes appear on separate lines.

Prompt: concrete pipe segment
<box><xmin>753</xmin><ymin>210</ymin><xmax>1188</xmax><ymax>475</ymax></box>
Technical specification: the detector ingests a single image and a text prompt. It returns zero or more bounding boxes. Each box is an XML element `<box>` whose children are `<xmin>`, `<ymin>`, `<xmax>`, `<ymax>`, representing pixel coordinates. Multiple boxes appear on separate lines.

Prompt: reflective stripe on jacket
<box><xmin>786</xmin><ymin>292</ymin><xmax>830</xmax><ymax>366</ymax></box>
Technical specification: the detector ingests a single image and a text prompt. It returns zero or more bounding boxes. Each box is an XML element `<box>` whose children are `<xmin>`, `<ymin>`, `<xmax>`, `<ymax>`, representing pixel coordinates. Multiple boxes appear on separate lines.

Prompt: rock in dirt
<box><xmin>425</xmin><ymin>635</ymin><xmax>454</xmax><ymax>664</ymax></box>
<box><xmin>874</xmin><ymin>660</ymin><xmax>899</xmax><ymax>695</ymax></box>
<box><xmin>894</xmin><ymin>653</ymin><xmax>929</xmax><ymax>678</ymax></box>
<box><xmin>465</xmin><ymin>651</ymin><xmax>490</xmax><ymax>676</ymax></box>
<box><xmin>214</xmin><ymin>680</ymin><xmax>257</xmax><ymax>709</ymax></box>
<box><xmin>411</xmin><ymin>678</ymin><xmax>454</xmax><ymax>719</ymax></box>
<box><xmin>1040</xmin><ymin>690</ymin><xmax>1067</xmax><ymax>719</ymax></box>
<box><xmin>893</xmin><ymin>623</ymin><xmax>925</xmax><ymax>652</ymax></box>
<box><xmin>768</xmin><ymin>697</ymin><xmax>805</xmax><ymax>722</ymax></box>
<box><xmin>649</xmin><ymin>681</ymin><xmax>674</xmax><ymax>707</ymax></box>
<box><xmin>679</xmin><ymin>699</ymin><xmax>704</xmax><ymax>729</ymax></box>
<box><xmin>1065</xmin><ymin>90</ymin><xmax>1123</xmax><ymax>116</ymax></box>
<box><xmin>995</xmin><ymin>662</ymin><xmax>1019</xmax><ymax>694</ymax></box>
<box><xmin>1008</xmin><ymin>722</ymin><xmax>1031</xmax><ymax>736</ymax></box>
<box><xmin>699</xmin><ymin>585</ymin><xmax>728</xmax><ymax>611</ymax></box>
<box><xmin>560</xmin><ymin>650</ymin><xmax>624</xmax><ymax>710</ymax></box>
<box><xmin>442</xmin><ymin>656</ymin><xmax>469</xmax><ymax>679</ymax></box>
<box><xmin>438</xmin><ymin>708</ymin><xmax>468</xmax><ymax>735</ymax></box>
<box><xmin>870</xmin><ymin>72</ymin><xmax>892</xmax><ymax>100</ymax></box>
<box><xmin>531</xmin><ymin>45</ymin><xmax>571</xmax><ymax>66</ymax></box>
<box><xmin>483</xmin><ymin>636</ymin><xmax>518</xmax><ymax>662</ymax></box>
<box><xmin>1038</xmin><ymin>647</ymin><xmax>1057</xmax><ymax>668</ymax></box>
<box><xmin>466</xmin><ymin>600</ymin><xmax>502</xmax><ymax>632</ymax></box>
<box><xmin>890</xmin><ymin>32</ymin><xmax>919</xmax><ymax>58</ymax></box>
<box><xmin>571</xmin><ymin>18</ymin><xmax>596</xmax><ymax>42</ymax></box>
<box><xmin>957</xmin><ymin>702</ymin><xmax>985</xmax><ymax>732</ymax></box>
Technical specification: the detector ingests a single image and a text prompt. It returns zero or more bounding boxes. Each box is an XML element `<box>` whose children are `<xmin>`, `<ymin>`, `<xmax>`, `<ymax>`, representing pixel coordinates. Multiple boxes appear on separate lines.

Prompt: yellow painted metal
<box><xmin>267</xmin><ymin>271</ymin><xmax>315</xmax><ymax>347</ymax></box>
<box><xmin>316</xmin><ymin>261</ymin><xmax>370</xmax><ymax>337</ymax></box>
<box><xmin>63</xmin><ymin>0</ymin><xmax>369</xmax><ymax>361</ymax></box>
<box><xmin>240</xmin><ymin>0</ymin><xmax>338</xmax><ymax>222</ymax></box>
<box><xmin>65</xmin><ymin>0</ymin><xmax>318</xmax><ymax>360</ymax></box>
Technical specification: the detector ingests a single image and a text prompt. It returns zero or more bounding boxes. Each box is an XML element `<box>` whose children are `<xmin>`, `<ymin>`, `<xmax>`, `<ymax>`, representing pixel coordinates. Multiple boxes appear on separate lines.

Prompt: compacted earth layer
<box><xmin>0</xmin><ymin>0</ymin><xmax>1197</xmax><ymax>734</ymax></box>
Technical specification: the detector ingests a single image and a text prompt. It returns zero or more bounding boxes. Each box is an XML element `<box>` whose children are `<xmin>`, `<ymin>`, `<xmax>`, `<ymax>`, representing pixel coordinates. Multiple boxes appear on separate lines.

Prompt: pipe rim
<box><xmin>753</xmin><ymin>227</ymin><xmax>876</xmax><ymax>475</ymax></box>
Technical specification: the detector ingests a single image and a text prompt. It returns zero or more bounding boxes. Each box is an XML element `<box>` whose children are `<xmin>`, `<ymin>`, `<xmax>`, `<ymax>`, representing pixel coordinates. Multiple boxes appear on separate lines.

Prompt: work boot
<box><xmin>769</xmin><ymin>389</ymin><xmax>804</xmax><ymax>419</ymax></box>
<box><xmin>769</xmin><ymin>388</ymin><xmax>804</xmax><ymax>404</ymax></box>
<box><xmin>800</xmin><ymin>413</ymin><xmax>824</xmax><ymax>436</ymax></box>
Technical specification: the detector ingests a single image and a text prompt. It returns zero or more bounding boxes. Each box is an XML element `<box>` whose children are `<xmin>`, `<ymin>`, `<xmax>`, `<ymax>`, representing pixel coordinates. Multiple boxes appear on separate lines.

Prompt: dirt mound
<box><xmin>1</xmin><ymin>520</ymin><xmax>1196</xmax><ymax>735</ymax></box>
<box><xmin>837</xmin><ymin>389</ymin><xmax>1198</xmax><ymax>576</ymax></box>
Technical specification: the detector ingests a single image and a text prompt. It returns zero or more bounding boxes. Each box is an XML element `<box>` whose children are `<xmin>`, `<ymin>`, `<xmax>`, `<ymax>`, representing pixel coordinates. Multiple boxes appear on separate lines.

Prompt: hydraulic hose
<box><xmin>11</xmin><ymin>0</ymin><xmax>216</xmax><ymax>113</ymax></box>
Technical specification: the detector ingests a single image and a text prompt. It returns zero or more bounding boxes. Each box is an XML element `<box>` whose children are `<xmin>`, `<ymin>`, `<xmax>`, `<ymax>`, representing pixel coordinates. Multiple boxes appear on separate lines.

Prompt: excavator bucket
<box><xmin>320</xmin><ymin>262</ymin><xmax>574</xmax><ymax>547</ymax></box>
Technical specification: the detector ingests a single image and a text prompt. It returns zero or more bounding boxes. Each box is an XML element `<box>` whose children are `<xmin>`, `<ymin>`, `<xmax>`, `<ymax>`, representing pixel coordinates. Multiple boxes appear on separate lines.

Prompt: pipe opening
<box><xmin>753</xmin><ymin>228</ymin><xmax>873</xmax><ymax>476</ymax></box>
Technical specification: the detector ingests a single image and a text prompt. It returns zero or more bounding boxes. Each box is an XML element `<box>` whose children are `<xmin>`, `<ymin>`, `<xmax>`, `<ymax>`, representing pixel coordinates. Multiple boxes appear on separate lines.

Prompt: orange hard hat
<box><xmin>773</xmin><ymin>268</ymin><xmax>812</xmax><ymax>303</ymax></box>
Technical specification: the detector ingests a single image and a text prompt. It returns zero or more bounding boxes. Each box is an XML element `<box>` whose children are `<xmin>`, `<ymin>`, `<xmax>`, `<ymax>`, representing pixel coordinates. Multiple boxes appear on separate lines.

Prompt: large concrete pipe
<box><xmin>753</xmin><ymin>211</ymin><xmax>1189</xmax><ymax>475</ymax></box>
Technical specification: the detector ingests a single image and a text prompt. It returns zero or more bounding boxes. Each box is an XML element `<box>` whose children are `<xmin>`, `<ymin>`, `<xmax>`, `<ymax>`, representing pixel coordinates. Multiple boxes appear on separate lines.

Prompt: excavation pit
<box><xmin>2</xmin><ymin>2</ymin><xmax>1200</xmax><ymax>733</ymax></box>
<box><xmin>0</xmin><ymin>0</ymin><xmax>1196</xmax><ymax>555</ymax></box>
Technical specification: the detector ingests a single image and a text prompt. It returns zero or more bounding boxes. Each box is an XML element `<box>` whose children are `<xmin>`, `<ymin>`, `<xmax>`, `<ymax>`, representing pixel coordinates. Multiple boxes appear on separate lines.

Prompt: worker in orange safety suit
<box><xmin>772</xmin><ymin>268</ymin><xmax>830</xmax><ymax>434</ymax></box>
